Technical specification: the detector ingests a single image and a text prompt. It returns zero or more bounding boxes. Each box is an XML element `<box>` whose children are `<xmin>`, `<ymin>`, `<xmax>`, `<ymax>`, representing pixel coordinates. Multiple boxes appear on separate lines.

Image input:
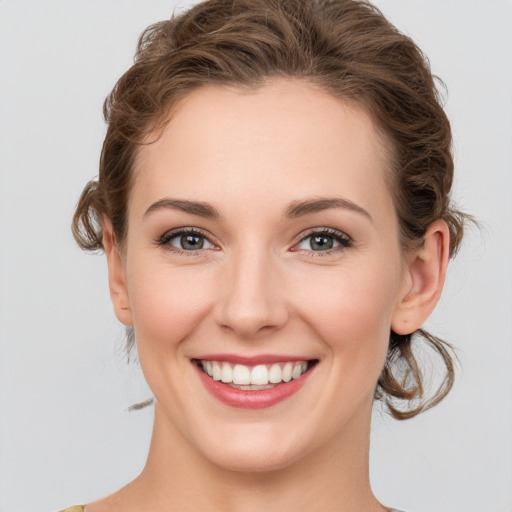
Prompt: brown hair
<box><xmin>73</xmin><ymin>0</ymin><xmax>469</xmax><ymax>419</ymax></box>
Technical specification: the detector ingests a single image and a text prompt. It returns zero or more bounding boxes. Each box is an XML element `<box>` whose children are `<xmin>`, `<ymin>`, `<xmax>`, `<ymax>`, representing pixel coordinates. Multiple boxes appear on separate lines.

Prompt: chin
<box><xmin>205</xmin><ymin>440</ymin><xmax>305</xmax><ymax>474</ymax></box>
<box><xmin>187</xmin><ymin>418</ymin><xmax>324</xmax><ymax>475</ymax></box>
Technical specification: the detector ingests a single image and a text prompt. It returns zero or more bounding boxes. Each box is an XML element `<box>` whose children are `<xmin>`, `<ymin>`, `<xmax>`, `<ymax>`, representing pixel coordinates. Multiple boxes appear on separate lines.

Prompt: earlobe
<box><xmin>103</xmin><ymin>221</ymin><xmax>133</xmax><ymax>326</ymax></box>
<box><xmin>391</xmin><ymin>220</ymin><xmax>450</xmax><ymax>335</ymax></box>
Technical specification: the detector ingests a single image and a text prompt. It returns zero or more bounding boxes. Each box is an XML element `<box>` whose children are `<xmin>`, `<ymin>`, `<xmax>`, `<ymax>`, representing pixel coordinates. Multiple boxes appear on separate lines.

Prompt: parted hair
<box><xmin>73</xmin><ymin>0</ymin><xmax>468</xmax><ymax>419</ymax></box>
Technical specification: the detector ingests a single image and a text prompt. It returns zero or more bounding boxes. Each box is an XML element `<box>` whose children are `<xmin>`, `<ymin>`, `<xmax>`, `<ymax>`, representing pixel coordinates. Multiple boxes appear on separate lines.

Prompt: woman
<box><xmin>66</xmin><ymin>0</ymin><xmax>467</xmax><ymax>510</ymax></box>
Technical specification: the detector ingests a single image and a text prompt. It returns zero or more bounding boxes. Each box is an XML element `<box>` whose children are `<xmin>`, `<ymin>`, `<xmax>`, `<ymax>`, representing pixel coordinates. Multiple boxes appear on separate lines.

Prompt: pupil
<box><xmin>311</xmin><ymin>235</ymin><xmax>333</xmax><ymax>251</ymax></box>
<box><xmin>181</xmin><ymin>234</ymin><xmax>203</xmax><ymax>250</ymax></box>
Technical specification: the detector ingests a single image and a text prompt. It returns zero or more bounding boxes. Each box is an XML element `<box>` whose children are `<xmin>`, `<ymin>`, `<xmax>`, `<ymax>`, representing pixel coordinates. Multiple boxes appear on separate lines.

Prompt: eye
<box><xmin>158</xmin><ymin>228</ymin><xmax>216</xmax><ymax>253</ymax></box>
<box><xmin>292</xmin><ymin>228</ymin><xmax>352</xmax><ymax>254</ymax></box>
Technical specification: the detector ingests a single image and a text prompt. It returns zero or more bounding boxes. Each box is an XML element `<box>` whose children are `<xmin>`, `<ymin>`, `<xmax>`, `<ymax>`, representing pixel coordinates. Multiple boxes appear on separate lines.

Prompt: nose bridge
<box><xmin>215</xmin><ymin>242</ymin><xmax>287</xmax><ymax>337</ymax></box>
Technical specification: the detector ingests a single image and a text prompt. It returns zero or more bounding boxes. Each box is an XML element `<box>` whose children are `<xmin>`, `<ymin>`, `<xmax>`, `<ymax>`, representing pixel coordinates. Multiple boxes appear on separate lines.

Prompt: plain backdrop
<box><xmin>0</xmin><ymin>1</ymin><xmax>511</xmax><ymax>511</ymax></box>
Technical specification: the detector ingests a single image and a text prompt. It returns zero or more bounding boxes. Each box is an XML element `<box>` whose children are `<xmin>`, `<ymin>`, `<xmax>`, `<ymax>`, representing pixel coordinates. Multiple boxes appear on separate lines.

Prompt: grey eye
<box><xmin>163</xmin><ymin>230</ymin><xmax>215</xmax><ymax>251</ymax></box>
<box><xmin>177</xmin><ymin>234</ymin><xmax>205</xmax><ymax>250</ymax></box>
<box><xmin>294</xmin><ymin>229</ymin><xmax>352</xmax><ymax>254</ymax></box>
<box><xmin>309</xmin><ymin>234</ymin><xmax>334</xmax><ymax>251</ymax></box>
<box><xmin>297</xmin><ymin>233</ymin><xmax>340</xmax><ymax>251</ymax></box>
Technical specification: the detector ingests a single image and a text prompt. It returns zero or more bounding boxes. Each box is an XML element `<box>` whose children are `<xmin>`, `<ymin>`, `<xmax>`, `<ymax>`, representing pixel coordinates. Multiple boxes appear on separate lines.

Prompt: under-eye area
<box><xmin>193</xmin><ymin>359</ymin><xmax>319</xmax><ymax>390</ymax></box>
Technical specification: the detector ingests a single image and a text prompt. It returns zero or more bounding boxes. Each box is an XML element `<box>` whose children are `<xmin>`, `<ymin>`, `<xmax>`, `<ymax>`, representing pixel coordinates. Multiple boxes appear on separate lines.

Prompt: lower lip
<box><xmin>194</xmin><ymin>363</ymin><xmax>314</xmax><ymax>409</ymax></box>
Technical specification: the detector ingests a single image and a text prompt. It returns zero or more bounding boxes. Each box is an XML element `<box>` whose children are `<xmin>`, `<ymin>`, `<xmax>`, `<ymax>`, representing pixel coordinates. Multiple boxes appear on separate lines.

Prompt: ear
<box><xmin>391</xmin><ymin>220</ymin><xmax>450</xmax><ymax>335</ymax></box>
<box><xmin>102</xmin><ymin>221</ymin><xmax>133</xmax><ymax>326</ymax></box>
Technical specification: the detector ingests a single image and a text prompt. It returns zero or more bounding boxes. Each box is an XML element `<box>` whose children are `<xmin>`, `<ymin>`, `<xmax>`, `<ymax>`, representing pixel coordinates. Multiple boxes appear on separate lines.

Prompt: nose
<box><xmin>214</xmin><ymin>247</ymin><xmax>289</xmax><ymax>339</ymax></box>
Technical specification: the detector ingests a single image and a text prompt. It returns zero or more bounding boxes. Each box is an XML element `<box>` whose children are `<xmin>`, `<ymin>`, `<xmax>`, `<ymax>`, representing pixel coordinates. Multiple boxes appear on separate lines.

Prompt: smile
<box><xmin>199</xmin><ymin>360</ymin><xmax>311</xmax><ymax>388</ymax></box>
<box><xmin>193</xmin><ymin>357</ymin><xmax>317</xmax><ymax>409</ymax></box>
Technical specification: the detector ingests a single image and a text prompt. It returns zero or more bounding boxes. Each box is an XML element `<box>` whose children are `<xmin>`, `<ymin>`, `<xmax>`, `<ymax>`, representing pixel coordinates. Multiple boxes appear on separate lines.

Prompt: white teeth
<box><xmin>292</xmin><ymin>362</ymin><xmax>303</xmax><ymax>379</ymax></box>
<box><xmin>221</xmin><ymin>363</ymin><xmax>233</xmax><ymax>383</ymax></box>
<box><xmin>282</xmin><ymin>362</ymin><xmax>293</xmax><ymax>382</ymax></box>
<box><xmin>250</xmin><ymin>365</ymin><xmax>269</xmax><ymax>385</ymax></box>
<box><xmin>212</xmin><ymin>361</ymin><xmax>221</xmax><ymax>381</ymax></box>
<box><xmin>268</xmin><ymin>363</ymin><xmax>282</xmax><ymax>384</ymax></box>
<box><xmin>232</xmin><ymin>364</ymin><xmax>251</xmax><ymax>385</ymax></box>
<box><xmin>200</xmin><ymin>359</ymin><xmax>311</xmax><ymax>386</ymax></box>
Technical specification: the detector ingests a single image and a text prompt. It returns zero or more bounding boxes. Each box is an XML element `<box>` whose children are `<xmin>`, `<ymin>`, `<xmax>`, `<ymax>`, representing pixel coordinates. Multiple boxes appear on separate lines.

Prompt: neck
<box><xmin>106</xmin><ymin>402</ymin><xmax>385</xmax><ymax>512</ymax></box>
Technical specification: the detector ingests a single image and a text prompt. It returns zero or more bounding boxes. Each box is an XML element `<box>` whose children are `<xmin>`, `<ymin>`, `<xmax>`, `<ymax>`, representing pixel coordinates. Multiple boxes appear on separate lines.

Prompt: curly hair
<box><xmin>72</xmin><ymin>0</ymin><xmax>469</xmax><ymax>419</ymax></box>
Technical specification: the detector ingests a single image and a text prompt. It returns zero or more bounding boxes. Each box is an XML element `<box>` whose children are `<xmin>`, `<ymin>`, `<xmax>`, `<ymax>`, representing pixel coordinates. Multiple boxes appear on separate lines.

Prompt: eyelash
<box><xmin>291</xmin><ymin>228</ymin><xmax>353</xmax><ymax>256</ymax></box>
<box><xmin>157</xmin><ymin>227</ymin><xmax>217</xmax><ymax>255</ymax></box>
<box><xmin>157</xmin><ymin>227</ymin><xmax>353</xmax><ymax>256</ymax></box>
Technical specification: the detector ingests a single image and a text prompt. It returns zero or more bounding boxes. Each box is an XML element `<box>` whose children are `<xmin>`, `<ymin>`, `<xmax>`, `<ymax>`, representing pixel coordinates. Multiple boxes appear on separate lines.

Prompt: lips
<box><xmin>193</xmin><ymin>356</ymin><xmax>317</xmax><ymax>409</ymax></box>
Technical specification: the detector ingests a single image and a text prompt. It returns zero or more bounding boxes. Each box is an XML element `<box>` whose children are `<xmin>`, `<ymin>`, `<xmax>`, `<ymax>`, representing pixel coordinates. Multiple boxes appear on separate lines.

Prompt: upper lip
<box><xmin>193</xmin><ymin>354</ymin><xmax>317</xmax><ymax>365</ymax></box>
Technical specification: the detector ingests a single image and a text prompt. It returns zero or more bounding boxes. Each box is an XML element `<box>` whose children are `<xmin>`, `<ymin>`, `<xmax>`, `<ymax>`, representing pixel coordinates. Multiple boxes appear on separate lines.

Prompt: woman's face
<box><xmin>110</xmin><ymin>80</ymin><xmax>413</xmax><ymax>471</ymax></box>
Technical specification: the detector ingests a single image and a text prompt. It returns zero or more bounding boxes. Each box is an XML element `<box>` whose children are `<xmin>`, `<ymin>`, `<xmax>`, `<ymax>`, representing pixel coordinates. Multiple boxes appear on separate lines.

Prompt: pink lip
<box><xmin>193</xmin><ymin>359</ymin><xmax>316</xmax><ymax>410</ymax></box>
<box><xmin>194</xmin><ymin>353</ymin><xmax>311</xmax><ymax>365</ymax></box>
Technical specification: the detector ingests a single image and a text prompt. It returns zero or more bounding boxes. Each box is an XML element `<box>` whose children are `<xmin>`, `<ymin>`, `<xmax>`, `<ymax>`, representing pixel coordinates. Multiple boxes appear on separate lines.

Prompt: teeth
<box><xmin>200</xmin><ymin>359</ymin><xmax>311</xmax><ymax>386</ymax></box>
<box><xmin>220</xmin><ymin>363</ymin><xmax>233</xmax><ymax>383</ymax></box>
<box><xmin>268</xmin><ymin>363</ymin><xmax>282</xmax><ymax>384</ymax></box>
<box><xmin>250</xmin><ymin>365</ymin><xmax>268</xmax><ymax>385</ymax></box>
<box><xmin>212</xmin><ymin>361</ymin><xmax>221</xmax><ymax>381</ymax></box>
<box><xmin>233</xmin><ymin>364</ymin><xmax>251</xmax><ymax>385</ymax></box>
<box><xmin>282</xmin><ymin>362</ymin><xmax>293</xmax><ymax>382</ymax></box>
<box><xmin>292</xmin><ymin>362</ymin><xmax>303</xmax><ymax>379</ymax></box>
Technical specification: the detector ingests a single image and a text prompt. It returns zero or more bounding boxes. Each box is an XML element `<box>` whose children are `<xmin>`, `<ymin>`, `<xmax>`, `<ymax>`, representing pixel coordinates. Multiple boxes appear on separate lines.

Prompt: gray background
<box><xmin>0</xmin><ymin>1</ymin><xmax>511</xmax><ymax>511</ymax></box>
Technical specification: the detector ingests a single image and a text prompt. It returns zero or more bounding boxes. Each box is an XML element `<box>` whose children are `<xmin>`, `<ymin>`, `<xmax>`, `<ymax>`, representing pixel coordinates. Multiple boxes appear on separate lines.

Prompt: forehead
<box><xmin>132</xmin><ymin>79</ymin><xmax>394</xmax><ymax>220</ymax></box>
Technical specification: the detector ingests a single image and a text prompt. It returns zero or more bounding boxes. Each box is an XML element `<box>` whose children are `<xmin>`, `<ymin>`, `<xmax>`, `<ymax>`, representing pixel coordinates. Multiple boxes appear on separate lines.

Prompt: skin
<box><xmin>91</xmin><ymin>79</ymin><xmax>449</xmax><ymax>512</ymax></box>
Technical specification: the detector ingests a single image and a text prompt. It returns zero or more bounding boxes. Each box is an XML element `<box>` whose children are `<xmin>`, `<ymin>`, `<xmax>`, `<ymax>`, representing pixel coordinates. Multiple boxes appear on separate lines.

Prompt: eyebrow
<box><xmin>144</xmin><ymin>199</ymin><xmax>221</xmax><ymax>219</ymax></box>
<box><xmin>284</xmin><ymin>197</ymin><xmax>373</xmax><ymax>223</ymax></box>
<box><xmin>143</xmin><ymin>196</ymin><xmax>372</xmax><ymax>223</ymax></box>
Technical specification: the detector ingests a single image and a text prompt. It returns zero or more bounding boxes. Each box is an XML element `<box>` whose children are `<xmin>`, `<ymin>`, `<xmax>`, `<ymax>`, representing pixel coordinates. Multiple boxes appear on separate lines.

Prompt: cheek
<box><xmin>126</xmin><ymin>261</ymin><xmax>215</xmax><ymax>355</ymax></box>
<box><xmin>290</xmin><ymin>259</ymin><xmax>402</xmax><ymax>373</ymax></box>
<box><xmin>125</xmin><ymin>260</ymin><xmax>220</xmax><ymax>409</ymax></box>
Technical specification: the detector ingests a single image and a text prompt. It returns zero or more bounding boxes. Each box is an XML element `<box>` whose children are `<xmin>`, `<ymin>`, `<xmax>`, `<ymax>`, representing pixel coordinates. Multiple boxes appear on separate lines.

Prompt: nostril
<box><xmin>212</xmin><ymin>267</ymin><xmax>289</xmax><ymax>336</ymax></box>
<box><xmin>217</xmin><ymin>313</ymin><xmax>286</xmax><ymax>338</ymax></box>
